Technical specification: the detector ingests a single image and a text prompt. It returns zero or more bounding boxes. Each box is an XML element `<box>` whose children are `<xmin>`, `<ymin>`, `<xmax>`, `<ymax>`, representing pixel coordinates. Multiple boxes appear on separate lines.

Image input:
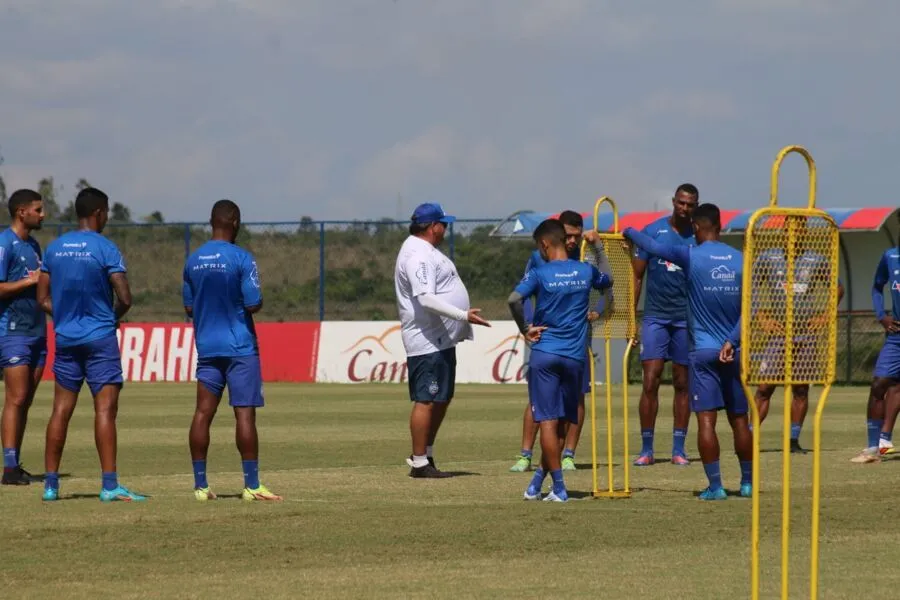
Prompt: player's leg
<box><xmin>723</xmin><ymin>353</ymin><xmax>753</xmax><ymax>497</ymax></box>
<box><xmin>561</xmin><ymin>353</ymin><xmax>591</xmax><ymax>471</ymax></box>
<box><xmin>42</xmin><ymin>344</ymin><xmax>85</xmax><ymax>500</ymax></box>
<box><xmin>669</xmin><ymin>324</ymin><xmax>691</xmax><ymax>465</ymax></box>
<box><xmin>635</xmin><ymin>319</ymin><xmax>667</xmax><ymax>465</ymax></box>
<box><xmin>789</xmin><ymin>384</ymin><xmax>810</xmax><ymax>453</ymax></box>
<box><xmin>524</xmin><ymin>350</ymin><xmax>568</xmax><ymax>501</ymax></box>
<box><xmin>511</xmin><ymin>344</ymin><xmax>538</xmax><ymax>472</ymax></box>
<box><xmin>753</xmin><ymin>384</ymin><xmax>776</xmax><ymax>426</ymax></box>
<box><xmin>16</xmin><ymin>338</ymin><xmax>47</xmax><ymax>479</ymax></box>
<box><xmin>879</xmin><ymin>384</ymin><xmax>900</xmax><ymax>455</ymax></box>
<box><xmin>228</xmin><ymin>355</ymin><xmax>281</xmax><ymax>501</ymax></box>
<box><xmin>1</xmin><ymin>363</ymin><xmax>33</xmax><ymax>485</ymax></box>
<box><xmin>85</xmin><ymin>336</ymin><xmax>145</xmax><ymax>501</ymax></box>
<box><xmin>189</xmin><ymin>358</ymin><xmax>224</xmax><ymax>500</ymax></box>
<box><xmin>424</xmin><ymin>347</ymin><xmax>455</xmax><ymax>471</ymax></box>
<box><xmin>406</xmin><ymin>350</ymin><xmax>451</xmax><ymax>478</ymax></box>
<box><xmin>852</xmin><ymin>339</ymin><xmax>900</xmax><ymax>462</ymax></box>
<box><xmin>690</xmin><ymin>349</ymin><xmax>728</xmax><ymax>500</ymax></box>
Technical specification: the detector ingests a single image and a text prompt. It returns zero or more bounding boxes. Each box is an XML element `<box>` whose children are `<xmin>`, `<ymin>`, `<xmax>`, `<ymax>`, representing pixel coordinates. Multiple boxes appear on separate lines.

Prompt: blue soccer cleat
<box><xmin>740</xmin><ymin>483</ymin><xmax>752</xmax><ymax>498</ymax></box>
<box><xmin>524</xmin><ymin>481</ymin><xmax>543</xmax><ymax>501</ymax></box>
<box><xmin>42</xmin><ymin>487</ymin><xmax>59</xmax><ymax>502</ymax></box>
<box><xmin>698</xmin><ymin>486</ymin><xmax>728</xmax><ymax>501</ymax></box>
<box><xmin>99</xmin><ymin>485</ymin><xmax>147</xmax><ymax>502</ymax></box>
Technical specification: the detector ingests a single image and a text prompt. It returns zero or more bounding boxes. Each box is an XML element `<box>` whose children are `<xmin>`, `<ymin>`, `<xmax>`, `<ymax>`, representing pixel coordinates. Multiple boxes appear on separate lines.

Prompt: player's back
<box><xmin>183</xmin><ymin>240</ymin><xmax>260</xmax><ymax>358</ymax></box>
<box><xmin>686</xmin><ymin>241</ymin><xmax>742</xmax><ymax>350</ymax></box>
<box><xmin>0</xmin><ymin>228</ymin><xmax>45</xmax><ymax>338</ymax></box>
<box><xmin>528</xmin><ymin>259</ymin><xmax>602</xmax><ymax>361</ymax></box>
<box><xmin>639</xmin><ymin>216</ymin><xmax>694</xmax><ymax>321</ymax></box>
<box><xmin>43</xmin><ymin>230</ymin><xmax>124</xmax><ymax>347</ymax></box>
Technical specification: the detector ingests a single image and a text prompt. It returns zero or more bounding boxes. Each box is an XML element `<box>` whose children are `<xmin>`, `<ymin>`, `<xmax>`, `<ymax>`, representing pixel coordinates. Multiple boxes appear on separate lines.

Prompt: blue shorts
<box><xmin>526</xmin><ymin>344</ymin><xmax>591</xmax><ymax>395</ymax></box>
<box><xmin>53</xmin><ymin>335</ymin><xmax>123</xmax><ymax>396</ymax></box>
<box><xmin>528</xmin><ymin>349</ymin><xmax>584</xmax><ymax>424</ymax></box>
<box><xmin>874</xmin><ymin>337</ymin><xmax>900</xmax><ymax>380</ymax></box>
<box><xmin>0</xmin><ymin>336</ymin><xmax>47</xmax><ymax>369</ymax></box>
<box><xmin>689</xmin><ymin>348</ymin><xmax>748</xmax><ymax>415</ymax></box>
<box><xmin>640</xmin><ymin>318</ymin><xmax>689</xmax><ymax>365</ymax></box>
<box><xmin>197</xmin><ymin>355</ymin><xmax>264</xmax><ymax>407</ymax></box>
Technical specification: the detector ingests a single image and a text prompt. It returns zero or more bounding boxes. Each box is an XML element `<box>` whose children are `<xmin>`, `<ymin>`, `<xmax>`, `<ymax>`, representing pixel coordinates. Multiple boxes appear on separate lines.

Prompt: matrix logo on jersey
<box><xmin>657</xmin><ymin>258</ymin><xmax>682</xmax><ymax>272</ymax></box>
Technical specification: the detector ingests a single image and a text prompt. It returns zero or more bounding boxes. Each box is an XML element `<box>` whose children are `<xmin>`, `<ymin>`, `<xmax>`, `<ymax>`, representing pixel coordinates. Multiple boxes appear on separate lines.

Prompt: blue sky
<box><xmin>1</xmin><ymin>0</ymin><xmax>898</xmax><ymax>222</ymax></box>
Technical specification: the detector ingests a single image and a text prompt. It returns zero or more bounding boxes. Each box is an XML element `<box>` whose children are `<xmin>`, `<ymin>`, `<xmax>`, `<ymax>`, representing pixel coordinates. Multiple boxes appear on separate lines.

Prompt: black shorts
<box><xmin>407</xmin><ymin>348</ymin><xmax>456</xmax><ymax>403</ymax></box>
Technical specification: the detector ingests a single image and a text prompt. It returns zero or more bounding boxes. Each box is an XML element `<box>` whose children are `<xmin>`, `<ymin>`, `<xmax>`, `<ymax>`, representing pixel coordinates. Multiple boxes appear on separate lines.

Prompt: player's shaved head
<box><xmin>533</xmin><ymin>218</ymin><xmax>567</xmax><ymax>247</ymax></box>
<box><xmin>8</xmin><ymin>188</ymin><xmax>42</xmax><ymax>218</ymax></box>
<box><xmin>210</xmin><ymin>199</ymin><xmax>241</xmax><ymax>228</ymax></box>
<box><xmin>75</xmin><ymin>187</ymin><xmax>109</xmax><ymax>219</ymax></box>
<box><xmin>692</xmin><ymin>203</ymin><xmax>721</xmax><ymax>229</ymax></box>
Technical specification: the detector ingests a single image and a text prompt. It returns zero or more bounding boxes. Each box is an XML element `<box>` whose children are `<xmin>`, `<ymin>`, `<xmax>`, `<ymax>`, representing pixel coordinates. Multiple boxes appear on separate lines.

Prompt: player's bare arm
<box><xmin>109</xmin><ymin>272</ymin><xmax>133</xmax><ymax>320</ymax></box>
<box><xmin>0</xmin><ymin>269</ymin><xmax>39</xmax><ymax>299</ymax></box>
<box><xmin>507</xmin><ymin>290</ymin><xmax>544</xmax><ymax>342</ymax></box>
<box><xmin>36</xmin><ymin>271</ymin><xmax>52</xmax><ymax>315</ymax></box>
<box><xmin>631</xmin><ymin>255</ymin><xmax>647</xmax><ymax>333</ymax></box>
<box><xmin>246</xmin><ymin>301</ymin><xmax>263</xmax><ymax>314</ymax></box>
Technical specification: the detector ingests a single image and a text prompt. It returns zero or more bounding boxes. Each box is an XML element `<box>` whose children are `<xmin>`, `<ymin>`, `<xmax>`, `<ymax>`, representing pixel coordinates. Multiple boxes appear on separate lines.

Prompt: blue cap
<box><xmin>411</xmin><ymin>203</ymin><xmax>455</xmax><ymax>225</ymax></box>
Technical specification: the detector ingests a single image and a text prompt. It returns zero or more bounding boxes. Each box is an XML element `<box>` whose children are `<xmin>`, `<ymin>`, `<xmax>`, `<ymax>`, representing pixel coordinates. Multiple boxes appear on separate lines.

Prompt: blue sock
<box><xmin>45</xmin><ymin>472</ymin><xmax>59</xmax><ymax>491</ymax></box>
<box><xmin>703</xmin><ymin>461</ymin><xmax>723</xmax><ymax>491</ymax></box>
<box><xmin>102</xmin><ymin>472</ymin><xmax>118</xmax><ymax>491</ymax></box>
<box><xmin>790</xmin><ymin>423</ymin><xmax>802</xmax><ymax>441</ymax></box>
<box><xmin>640</xmin><ymin>428</ymin><xmax>654</xmax><ymax>455</ymax></box>
<box><xmin>550</xmin><ymin>469</ymin><xmax>566</xmax><ymax>494</ymax></box>
<box><xmin>528</xmin><ymin>468</ymin><xmax>546</xmax><ymax>492</ymax></box>
<box><xmin>242</xmin><ymin>460</ymin><xmax>260</xmax><ymax>489</ymax></box>
<box><xmin>562</xmin><ymin>448</ymin><xmax>575</xmax><ymax>459</ymax></box>
<box><xmin>192</xmin><ymin>460</ymin><xmax>208</xmax><ymax>489</ymax></box>
<box><xmin>881</xmin><ymin>431</ymin><xmax>893</xmax><ymax>443</ymax></box>
<box><xmin>740</xmin><ymin>460</ymin><xmax>752</xmax><ymax>485</ymax></box>
<box><xmin>868</xmin><ymin>419</ymin><xmax>884</xmax><ymax>449</ymax></box>
<box><xmin>3</xmin><ymin>447</ymin><xmax>17</xmax><ymax>469</ymax></box>
<box><xmin>521</xmin><ymin>449</ymin><xmax>533</xmax><ymax>459</ymax></box>
<box><xmin>672</xmin><ymin>428</ymin><xmax>687</xmax><ymax>456</ymax></box>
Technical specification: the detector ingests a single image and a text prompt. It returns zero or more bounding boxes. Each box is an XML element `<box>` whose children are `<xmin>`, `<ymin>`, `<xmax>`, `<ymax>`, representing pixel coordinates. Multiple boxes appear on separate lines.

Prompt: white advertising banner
<box><xmin>316</xmin><ymin>321</ymin><xmax>529</xmax><ymax>384</ymax></box>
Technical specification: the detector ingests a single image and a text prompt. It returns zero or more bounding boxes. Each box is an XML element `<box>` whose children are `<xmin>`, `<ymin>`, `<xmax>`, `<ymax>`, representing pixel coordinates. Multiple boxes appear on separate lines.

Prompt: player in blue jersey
<box><xmin>508</xmin><ymin>219</ymin><xmax>612</xmax><ymax>501</ymax></box>
<box><xmin>751</xmin><ymin>238</ymin><xmax>844</xmax><ymax>454</ymax></box>
<box><xmin>0</xmin><ymin>189</ymin><xmax>47</xmax><ymax>485</ymax></box>
<box><xmin>184</xmin><ymin>200</ymin><xmax>281</xmax><ymax>501</ymax></box>
<box><xmin>624</xmin><ymin>203</ymin><xmax>753</xmax><ymax>500</ymax></box>
<box><xmin>851</xmin><ymin>244</ymin><xmax>900</xmax><ymax>463</ymax></box>
<box><xmin>631</xmin><ymin>183</ymin><xmax>697</xmax><ymax>467</ymax></box>
<box><xmin>37</xmin><ymin>187</ymin><xmax>145</xmax><ymax>502</ymax></box>
<box><xmin>509</xmin><ymin>210</ymin><xmax>607</xmax><ymax>473</ymax></box>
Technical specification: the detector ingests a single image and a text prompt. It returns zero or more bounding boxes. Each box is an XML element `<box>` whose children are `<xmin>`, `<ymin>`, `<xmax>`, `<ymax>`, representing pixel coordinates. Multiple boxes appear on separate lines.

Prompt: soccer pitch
<box><xmin>2</xmin><ymin>383</ymin><xmax>896</xmax><ymax>599</ymax></box>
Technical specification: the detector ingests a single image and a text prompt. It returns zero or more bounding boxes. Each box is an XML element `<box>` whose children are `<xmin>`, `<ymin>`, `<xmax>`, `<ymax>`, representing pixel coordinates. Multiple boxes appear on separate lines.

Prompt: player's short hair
<box><xmin>692</xmin><ymin>203</ymin><xmax>721</xmax><ymax>228</ymax></box>
<box><xmin>533</xmin><ymin>218</ymin><xmax>567</xmax><ymax>246</ymax></box>
<box><xmin>675</xmin><ymin>183</ymin><xmax>699</xmax><ymax>199</ymax></box>
<box><xmin>210</xmin><ymin>199</ymin><xmax>241</xmax><ymax>227</ymax></box>
<box><xmin>75</xmin><ymin>187</ymin><xmax>109</xmax><ymax>218</ymax></box>
<box><xmin>558</xmin><ymin>210</ymin><xmax>584</xmax><ymax>229</ymax></box>
<box><xmin>7</xmin><ymin>189</ymin><xmax>42</xmax><ymax>218</ymax></box>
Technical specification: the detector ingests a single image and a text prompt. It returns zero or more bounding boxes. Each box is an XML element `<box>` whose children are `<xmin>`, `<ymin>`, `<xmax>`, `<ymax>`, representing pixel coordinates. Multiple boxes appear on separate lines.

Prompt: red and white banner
<box><xmin>315</xmin><ymin>321</ymin><xmax>528</xmax><ymax>384</ymax></box>
<box><xmin>40</xmin><ymin>322</ymin><xmax>320</xmax><ymax>383</ymax></box>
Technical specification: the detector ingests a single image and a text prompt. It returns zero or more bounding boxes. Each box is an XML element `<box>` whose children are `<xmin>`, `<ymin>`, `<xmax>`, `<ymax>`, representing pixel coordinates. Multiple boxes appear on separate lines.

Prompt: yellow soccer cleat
<box><xmin>242</xmin><ymin>484</ymin><xmax>283</xmax><ymax>502</ymax></box>
<box><xmin>194</xmin><ymin>487</ymin><xmax>217</xmax><ymax>502</ymax></box>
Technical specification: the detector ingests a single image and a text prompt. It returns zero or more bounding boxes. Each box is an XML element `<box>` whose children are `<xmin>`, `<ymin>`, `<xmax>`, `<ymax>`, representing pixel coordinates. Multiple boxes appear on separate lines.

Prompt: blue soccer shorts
<box><xmin>0</xmin><ymin>335</ymin><xmax>47</xmax><ymax>369</ymax></box>
<box><xmin>688</xmin><ymin>348</ymin><xmax>748</xmax><ymax>415</ymax></box>
<box><xmin>874</xmin><ymin>336</ymin><xmax>900</xmax><ymax>380</ymax></box>
<box><xmin>197</xmin><ymin>354</ymin><xmax>265</xmax><ymax>407</ymax></box>
<box><xmin>640</xmin><ymin>318</ymin><xmax>689</xmax><ymax>366</ymax></box>
<box><xmin>527</xmin><ymin>349</ymin><xmax>584</xmax><ymax>424</ymax></box>
<box><xmin>53</xmin><ymin>335</ymin><xmax>123</xmax><ymax>396</ymax></box>
<box><xmin>526</xmin><ymin>344</ymin><xmax>592</xmax><ymax>396</ymax></box>
<box><xmin>407</xmin><ymin>347</ymin><xmax>456</xmax><ymax>403</ymax></box>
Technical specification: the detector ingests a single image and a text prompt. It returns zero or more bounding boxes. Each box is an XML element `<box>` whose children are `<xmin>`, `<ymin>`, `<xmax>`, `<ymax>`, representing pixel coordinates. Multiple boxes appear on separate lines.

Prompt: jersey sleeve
<box><xmin>623</xmin><ymin>228</ymin><xmax>690</xmax><ymax>271</ymax></box>
<box><xmin>514</xmin><ymin>269</ymin><xmax>540</xmax><ymax>299</ymax></box>
<box><xmin>241</xmin><ymin>252</ymin><xmax>263</xmax><ymax>308</ymax></box>
<box><xmin>0</xmin><ymin>236</ymin><xmax>13</xmax><ymax>282</ymax></box>
<box><xmin>182</xmin><ymin>264</ymin><xmax>193</xmax><ymax>309</ymax></box>
<box><xmin>590</xmin><ymin>265</ymin><xmax>612</xmax><ymax>290</ymax></box>
<box><xmin>873</xmin><ymin>253</ymin><xmax>889</xmax><ymax>319</ymax></box>
<box><xmin>103</xmin><ymin>241</ymin><xmax>127</xmax><ymax>276</ymax></box>
<box><xmin>633</xmin><ymin>225</ymin><xmax>651</xmax><ymax>262</ymax></box>
<box><xmin>404</xmin><ymin>256</ymin><xmax>437</xmax><ymax>298</ymax></box>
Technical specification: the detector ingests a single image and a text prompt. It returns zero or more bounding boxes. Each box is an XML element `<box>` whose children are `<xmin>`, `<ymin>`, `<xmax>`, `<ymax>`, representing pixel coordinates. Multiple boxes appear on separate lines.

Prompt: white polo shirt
<box><xmin>394</xmin><ymin>235</ymin><xmax>473</xmax><ymax>357</ymax></box>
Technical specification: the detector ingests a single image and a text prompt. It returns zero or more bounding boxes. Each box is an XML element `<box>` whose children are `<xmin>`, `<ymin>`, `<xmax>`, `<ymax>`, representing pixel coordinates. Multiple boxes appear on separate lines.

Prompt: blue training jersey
<box><xmin>41</xmin><ymin>230</ymin><xmax>126</xmax><ymax>348</ymax></box>
<box><xmin>634</xmin><ymin>216</ymin><xmax>694</xmax><ymax>322</ymax></box>
<box><xmin>625</xmin><ymin>228</ymin><xmax>741</xmax><ymax>351</ymax></box>
<box><xmin>514</xmin><ymin>258</ymin><xmax>612</xmax><ymax>361</ymax></box>
<box><xmin>873</xmin><ymin>249</ymin><xmax>900</xmax><ymax>337</ymax></box>
<box><xmin>0</xmin><ymin>228</ymin><xmax>46</xmax><ymax>337</ymax></box>
<box><xmin>183</xmin><ymin>240</ymin><xmax>262</xmax><ymax>358</ymax></box>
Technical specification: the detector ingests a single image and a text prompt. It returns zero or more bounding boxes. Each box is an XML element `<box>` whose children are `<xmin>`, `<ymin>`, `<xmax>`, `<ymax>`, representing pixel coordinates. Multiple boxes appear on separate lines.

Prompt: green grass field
<box><xmin>2</xmin><ymin>383</ymin><xmax>897</xmax><ymax>599</ymax></box>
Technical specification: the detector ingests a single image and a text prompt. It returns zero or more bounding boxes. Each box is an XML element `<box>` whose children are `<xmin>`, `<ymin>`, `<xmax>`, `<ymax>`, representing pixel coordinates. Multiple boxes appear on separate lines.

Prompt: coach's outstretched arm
<box><xmin>623</xmin><ymin>227</ymin><xmax>690</xmax><ymax>272</ymax></box>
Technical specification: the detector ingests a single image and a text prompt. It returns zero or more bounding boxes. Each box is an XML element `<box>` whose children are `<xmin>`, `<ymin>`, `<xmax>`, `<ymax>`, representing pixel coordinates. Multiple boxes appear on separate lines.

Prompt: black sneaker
<box><xmin>427</xmin><ymin>457</ymin><xmax>435</xmax><ymax>468</ymax></box>
<box><xmin>409</xmin><ymin>463</ymin><xmax>452</xmax><ymax>478</ymax></box>
<box><xmin>1</xmin><ymin>467</ymin><xmax>30</xmax><ymax>486</ymax></box>
<box><xmin>790</xmin><ymin>440</ymin><xmax>808</xmax><ymax>454</ymax></box>
<box><xmin>17</xmin><ymin>465</ymin><xmax>42</xmax><ymax>482</ymax></box>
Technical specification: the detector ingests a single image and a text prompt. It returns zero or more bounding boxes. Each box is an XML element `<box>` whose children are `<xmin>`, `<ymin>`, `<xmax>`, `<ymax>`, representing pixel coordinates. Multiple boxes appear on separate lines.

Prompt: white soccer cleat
<box><xmin>850</xmin><ymin>448</ymin><xmax>881</xmax><ymax>464</ymax></box>
<box><xmin>879</xmin><ymin>439</ymin><xmax>895</xmax><ymax>455</ymax></box>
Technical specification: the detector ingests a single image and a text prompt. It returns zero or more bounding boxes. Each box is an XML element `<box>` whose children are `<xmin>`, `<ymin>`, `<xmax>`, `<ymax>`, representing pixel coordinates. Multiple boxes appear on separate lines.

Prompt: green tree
<box><xmin>37</xmin><ymin>177</ymin><xmax>62</xmax><ymax>219</ymax></box>
<box><xmin>143</xmin><ymin>211</ymin><xmax>165</xmax><ymax>224</ymax></box>
<box><xmin>111</xmin><ymin>202</ymin><xmax>131</xmax><ymax>222</ymax></box>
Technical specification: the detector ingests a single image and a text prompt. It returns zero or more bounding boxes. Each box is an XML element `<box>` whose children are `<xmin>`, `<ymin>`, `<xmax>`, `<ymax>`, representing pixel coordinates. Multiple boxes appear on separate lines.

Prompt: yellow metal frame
<box><xmin>741</xmin><ymin>145</ymin><xmax>840</xmax><ymax>600</ymax></box>
<box><xmin>582</xmin><ymin>196</ymin><xmax>637</xmax><ymax>500</ymax></box>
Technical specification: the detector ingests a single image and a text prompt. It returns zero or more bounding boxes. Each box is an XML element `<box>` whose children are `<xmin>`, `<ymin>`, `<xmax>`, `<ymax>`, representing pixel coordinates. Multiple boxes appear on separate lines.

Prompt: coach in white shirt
<box><xmin>394</xmin><ymin>202</ymin><xmax>491</xmax><ymax>478</ymax></box>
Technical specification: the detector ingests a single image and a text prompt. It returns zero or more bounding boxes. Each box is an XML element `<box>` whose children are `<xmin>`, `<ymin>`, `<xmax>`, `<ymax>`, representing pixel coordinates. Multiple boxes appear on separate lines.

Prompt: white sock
<box><xmin>412</xmin><ymin>455</ymin><xmax>429</xmax><ymax>468</ymax></box>
<box><xmin>426</xmin><ymin>445</ymin><xmax>434</xmax><ymax>458</ymax></box>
